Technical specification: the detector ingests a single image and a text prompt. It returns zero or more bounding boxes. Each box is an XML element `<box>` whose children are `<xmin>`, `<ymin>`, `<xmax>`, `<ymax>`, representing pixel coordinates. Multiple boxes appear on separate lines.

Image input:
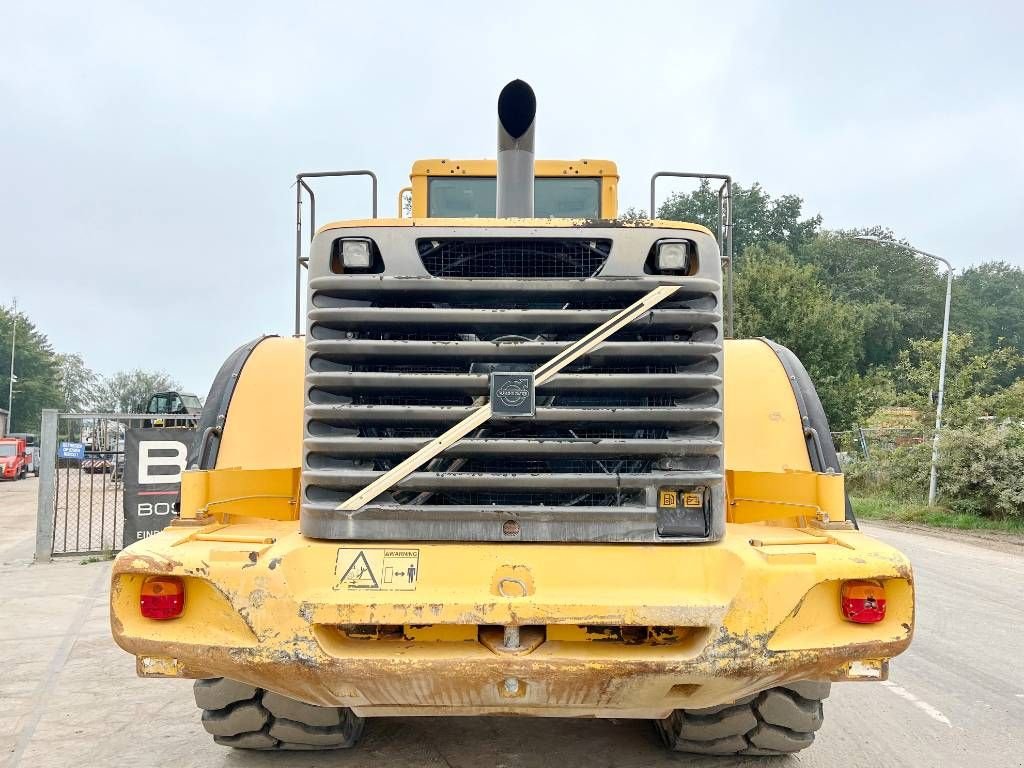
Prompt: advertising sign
<box><xmin>122</xmin><ymin>428</ymin><xmax>191</xmax><ymax>544</ymax></box>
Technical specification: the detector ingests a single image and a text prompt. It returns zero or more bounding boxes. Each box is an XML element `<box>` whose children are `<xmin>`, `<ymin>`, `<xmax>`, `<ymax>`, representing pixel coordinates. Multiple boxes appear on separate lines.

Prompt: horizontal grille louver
<box><xmin>303</xmin><ymin>237</ymin><xmax>724</xmax><ymax>543</ymax></box>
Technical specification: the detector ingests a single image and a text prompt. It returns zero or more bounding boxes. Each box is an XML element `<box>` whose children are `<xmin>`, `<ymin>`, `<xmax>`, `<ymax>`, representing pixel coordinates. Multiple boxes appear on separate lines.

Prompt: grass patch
<box><xmin>851</xmin><ymin>496</ymin><xmax>1024</xmax><ymax>533</ymax></box>
<box><xmin>79</xmin><ymin>551</ymin><xmax>115</xmax><ymax>565</ymax></box>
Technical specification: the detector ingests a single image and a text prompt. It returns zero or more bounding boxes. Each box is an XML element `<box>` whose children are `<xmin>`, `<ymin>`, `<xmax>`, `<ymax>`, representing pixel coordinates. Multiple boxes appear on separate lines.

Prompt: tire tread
<box><xmin>658</xmin><ymin>680</ymin><xmax>830</xmax><ymax>756</ymax></box>
<box><xmin>194</xmin><ymin>678</ymin><xmax>364</xmax><ymax>751</ymax></box>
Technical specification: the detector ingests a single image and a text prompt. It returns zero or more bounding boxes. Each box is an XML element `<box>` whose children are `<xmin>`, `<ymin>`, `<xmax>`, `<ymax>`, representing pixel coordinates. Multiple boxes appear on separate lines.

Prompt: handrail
<box><xmin>650</xmin><ymin>171</ymin><xmax>734</xmax><ymax>338</ymax></box>
<box><xmin>294</xmin><ymin>171</ymin><xmax>379</xmax><ymax>335</ymax></box>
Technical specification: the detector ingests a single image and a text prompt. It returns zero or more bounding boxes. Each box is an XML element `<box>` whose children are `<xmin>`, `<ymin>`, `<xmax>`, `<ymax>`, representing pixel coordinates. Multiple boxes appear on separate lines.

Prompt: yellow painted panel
<box><xmin>180</xmin><ymin>467</ymin><xmax>299</xmax><ymax>521</ymax></box>
<box><xmin>216</xmin><ymin>337</ymin><xmax>305</xmax><ymax>470</ymax></box>
<box><xmin>111</xmin><ymin>573</ymin><xmax>258</xmax><ymax>648</ymax></box>
<box><xmin>768</xmin><ymin>578</ymin><xmax>914</xmax><ymax>652</ymax></box>
<box><xmin>111</xmin><ymin>518</ymin><xmax>914</xmax><ymax>699</ymax></box>
<box><xmin>723</xmin><ymin>340</ymin><xmax>812</xmax><ymax>473</ymax></box>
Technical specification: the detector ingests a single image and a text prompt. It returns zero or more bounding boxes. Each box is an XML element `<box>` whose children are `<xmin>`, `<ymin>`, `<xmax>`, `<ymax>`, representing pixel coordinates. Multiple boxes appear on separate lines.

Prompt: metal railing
<box><xmin>294</xmin><ymin>171</ymin><xmax>379</xmax><ymax>335</ymax></box>
<box><xmin>650</xmin><ymin>171</ymin><xmax>734</xmax><ymax>338</ymax></box>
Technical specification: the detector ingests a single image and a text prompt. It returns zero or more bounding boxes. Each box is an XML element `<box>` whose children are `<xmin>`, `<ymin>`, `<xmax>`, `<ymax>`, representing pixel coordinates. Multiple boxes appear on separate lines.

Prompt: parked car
<box><xmin>0</xmin><ymin>438</ymin><xmax>29</xmax><ymax>480</ymax></box>
<box><xmin>82</xmin><ymin>454</ymin><xmax>115</xmax><ymax>474</ymax></box>
<box><xmin>7</xmin><ymin>433</ymin><xmax>39</xmax><ymax>477</ymax></box>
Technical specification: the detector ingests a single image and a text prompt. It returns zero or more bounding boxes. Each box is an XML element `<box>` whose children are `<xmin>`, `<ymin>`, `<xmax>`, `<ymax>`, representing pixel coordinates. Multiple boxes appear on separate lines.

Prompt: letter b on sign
<box><xmin>138</xmin><ymin>440</ymin><xmax>187</xmax><ymax>485</ymax></box>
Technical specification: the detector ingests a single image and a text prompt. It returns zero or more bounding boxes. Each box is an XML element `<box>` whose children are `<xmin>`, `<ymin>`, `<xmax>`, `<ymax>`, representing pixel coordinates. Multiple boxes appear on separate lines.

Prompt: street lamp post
<box><xmin>854</xmin><ymin>235</ymin><xmax>953</xmax><ymax>506</ymax></box>
<box><xmin>7</xmin><ymin>298</ymin><xmax>16</xmax><ymax>426</ymax></box>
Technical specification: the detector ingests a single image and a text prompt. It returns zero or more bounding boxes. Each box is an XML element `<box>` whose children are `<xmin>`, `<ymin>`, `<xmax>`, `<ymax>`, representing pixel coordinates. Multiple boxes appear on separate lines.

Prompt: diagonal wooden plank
<box><xmin>334</xmin><ymin>284</ymin><xmax>681</xmax><ymax>511</ymax></box>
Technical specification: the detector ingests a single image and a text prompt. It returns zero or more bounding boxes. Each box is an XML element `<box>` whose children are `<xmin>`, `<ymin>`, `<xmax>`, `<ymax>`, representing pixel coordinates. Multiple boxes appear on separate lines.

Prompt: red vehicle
<box><xmin>0</xmin><ymin>437</ymin><xmax>29</xmax><ymax>481</ymax></box>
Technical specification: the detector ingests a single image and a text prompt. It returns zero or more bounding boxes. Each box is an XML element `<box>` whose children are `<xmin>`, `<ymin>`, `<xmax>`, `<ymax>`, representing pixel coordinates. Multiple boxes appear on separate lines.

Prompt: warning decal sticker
<box><xmin>335</xmin><ymin>548</ymin><xmax>420</xmax><ymax>591</ymax></box>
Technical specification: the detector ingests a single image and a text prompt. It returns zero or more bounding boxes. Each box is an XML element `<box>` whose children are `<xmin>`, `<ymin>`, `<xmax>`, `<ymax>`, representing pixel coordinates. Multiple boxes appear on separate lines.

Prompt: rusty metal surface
<box><xmin>110</xmin><ymin>518</ymin><xmax>913</xmax><ymax>716</ymax></box>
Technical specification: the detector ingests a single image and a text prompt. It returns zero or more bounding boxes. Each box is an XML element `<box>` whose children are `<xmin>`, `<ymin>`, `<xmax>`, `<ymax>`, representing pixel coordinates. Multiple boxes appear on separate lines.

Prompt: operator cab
<box><xmin>404</xmin><ymin>159</ymin><xmax>619</xmax><ymax>219</ymax></box>
<box><xmin>145</xmin><ymin>390</ymin><xmax>203</xmax><ymax>428</ymax></box>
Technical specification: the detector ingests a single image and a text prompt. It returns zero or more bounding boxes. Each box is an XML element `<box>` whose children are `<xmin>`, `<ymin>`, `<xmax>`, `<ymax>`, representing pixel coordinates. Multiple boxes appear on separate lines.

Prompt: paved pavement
<box><xmin>2</xmin><ymin>477</ymin><xmax>1022</xmax><ymax>767</ymax></box>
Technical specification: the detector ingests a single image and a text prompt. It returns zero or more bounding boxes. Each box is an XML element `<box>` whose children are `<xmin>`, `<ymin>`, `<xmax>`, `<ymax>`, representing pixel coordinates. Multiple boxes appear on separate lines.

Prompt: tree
<box><xmin>0</xmin><ymin>303</ymin><xmax>62</xmax><ymax>433</ymax></box>
<box><xmin>657</xmin><ymin>180</ymin><xmax>822</xmax><ymax>261</ymax></box>
<box><xmin>732</xmin><ymin>244</ymin><xmax>877</xmax><ymax>428</ymax></box>
<box><xmin>961</xmin><ymin>380</ymin><xmax>1024</xmax><ymax>424</ymax></box>
<box><xmin>952</xmin><ymin>262</ymin><xmax>1024</xmax><ymax>353</ymax></box>
<box><xmin>796</xmin><ymin>229</ymin><xmax>948</xmax><ymax>368</ymax></box>
<box><xmin>891</xmin><ymin>333</ymin><xmax>1024</xmax><ymax>425</ymax></box>
<box><xmin>55</xmin><ymin>353</ymin><xmax>99</xmax><ymax>413</ymax></box>
<box><xmin>94</xmin><ymin>370</ymin><xmax>182</xmax><ymax>413</ymax></box>
<box><xmin>52</xmin><ymin>353</ymin><xmax>100</xmax><ymax>440</ymax></box>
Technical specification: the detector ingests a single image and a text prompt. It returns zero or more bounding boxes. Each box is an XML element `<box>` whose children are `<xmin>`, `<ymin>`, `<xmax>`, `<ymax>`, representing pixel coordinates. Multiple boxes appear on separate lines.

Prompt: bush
<box><xmin>845</xmin><ymin>425</ymin><xmax>1024</xmax><ymax>520</ymax></box>
<box><xmin>845</xmin><ymin>441</ymin><xmax>931</xmax><ymax>500</ymax></box>
<box><xmin>936</xmin><ymin>425</ymin><xmax>1024</xmax><ymax>519</ymax></box>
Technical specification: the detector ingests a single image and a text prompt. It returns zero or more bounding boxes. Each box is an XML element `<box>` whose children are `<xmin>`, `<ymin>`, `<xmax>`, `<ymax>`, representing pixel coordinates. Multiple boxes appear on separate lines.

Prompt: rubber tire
<box><xmin>193</xmin><ymin>678</ymin><xmax>365</xmax><ymax>751</ymax></box>
<box><xmin>656</xmin><ymin>680</ymin><xmax>830</xmax><ymax>756</ymax></box>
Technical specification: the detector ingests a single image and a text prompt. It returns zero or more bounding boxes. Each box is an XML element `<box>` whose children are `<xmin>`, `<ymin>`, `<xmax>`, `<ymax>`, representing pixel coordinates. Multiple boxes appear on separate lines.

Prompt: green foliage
<box><xmin>851</xmin><ymin>496</ymin><xmax>1024</xmax><ymax>533</ymax></box>
<box><xmin>657</xmin><ymin>180</ymin><xmax>822</xmax><ymax>261</ymax></box>
<box><xmin>1</xmin><ymin>304</ymin><xmax>186</xmax><ymax>430</ymax></box>
<box><xmin>732</xmin><ymin>245</ymin><xmax>870</xmax><ymax>428</ymax></box>
<box><xmin>657</xmin><ymin>177</ymin><xmax>1024</xmax><ymax>450</ymax></box>
<box><xmin>55</xmin><ymin>353</ymin><xmax>99</xmax><ymax>413</ymax></box>
<box><xmin>846</xmin><ymin>425</ymin><xmax>1024</xmax><ymax>520</ymax></box>
<box><xmin>845</xmin><ymin>441</ymin><xmax>932</xmax><ymax>500</ymax></box>
<box><xmin>0</xmin><ymin>304</ymin><xmax>62</xmax><ymax>433</ymax></box>
<box><xmin>796</xmin><ymin>230</ymin><xmax>947</xmax><ymax>368</ymax></box>
<box><xmin>967</xmin><ymin>380</ymin><xmax>1024</xmax><ymax>422</ymax></box>
<box><xmin>952</xmin><ymin>262</ymin><xmax>1024</xmax><ymax>352</ymax></box>
<box><xmin>93</xmin><ymin>369</ymin><xmax>182</xmax><ymax>413</ymax></box>
<box><xmin>936</xmin><ymin>425</ymin><xmax>1024</xmax><ymax>519</ymax></box>
<box><xmin>891</xmin><ymin>333</ymin><xmax>1024</xmax><ymax>424</ymax></box>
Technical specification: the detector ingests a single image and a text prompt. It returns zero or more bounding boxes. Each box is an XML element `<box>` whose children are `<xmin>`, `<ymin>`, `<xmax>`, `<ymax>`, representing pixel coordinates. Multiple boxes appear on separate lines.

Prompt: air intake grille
<box><xmin>418</xmin><ymin>238</ymin><xmax>611</xmax><ymax>278</ymax></box>
<box><xmin>303</xmin><ymin>246</ymin><xmax>724</xmax><ymax>543</ymax></box>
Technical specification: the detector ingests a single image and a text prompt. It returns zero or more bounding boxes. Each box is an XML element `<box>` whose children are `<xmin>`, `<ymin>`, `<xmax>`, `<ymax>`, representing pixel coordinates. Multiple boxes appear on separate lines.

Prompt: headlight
<box><xmin>340</xmin><ymin>239</ymin><xmax>373</xmax><ymax>269</ymax></box>
<box><xmin>655</xmin><ymin>240</ymin><xmax>691</xmax><ymax>273</ymax></box>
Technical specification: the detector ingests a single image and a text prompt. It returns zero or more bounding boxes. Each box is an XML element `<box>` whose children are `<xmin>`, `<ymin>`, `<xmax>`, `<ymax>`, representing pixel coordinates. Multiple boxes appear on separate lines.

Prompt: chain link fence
<box><xmin>35</xmin><ymin>410</ymin><xmax>197</xmax><ymax>558</ymax></box>
<box><xmin>831</xmin><ymin>427</ymin><xmax>928</xmax><ymax>463</ymax></box>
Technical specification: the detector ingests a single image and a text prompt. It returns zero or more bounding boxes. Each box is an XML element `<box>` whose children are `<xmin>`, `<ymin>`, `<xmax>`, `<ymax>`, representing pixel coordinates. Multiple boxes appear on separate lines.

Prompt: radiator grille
<box><xmin>304</xmin><ymin>244</ymin><xmax>724</xmax><ymax>543</ymax></box>
<box><xmin>418</xmin><ymin>238</ymin><xmax>610</xmax><ymax>278</ymax></box>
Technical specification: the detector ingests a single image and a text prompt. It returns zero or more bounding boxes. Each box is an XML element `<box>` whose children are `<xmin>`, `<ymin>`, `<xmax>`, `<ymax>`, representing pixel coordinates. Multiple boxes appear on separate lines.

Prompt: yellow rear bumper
<box><xmin>110</xmin><ymin>520</ymin><xmax>913</xmax><ymax>718</ymax></box>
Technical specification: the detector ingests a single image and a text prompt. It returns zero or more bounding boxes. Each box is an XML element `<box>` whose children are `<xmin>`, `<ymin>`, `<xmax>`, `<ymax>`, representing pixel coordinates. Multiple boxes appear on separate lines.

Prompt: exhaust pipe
<box><xmin>496</xmin><ymin>79</ymin><xmax>536</xmax><ymax>218</ymax></box>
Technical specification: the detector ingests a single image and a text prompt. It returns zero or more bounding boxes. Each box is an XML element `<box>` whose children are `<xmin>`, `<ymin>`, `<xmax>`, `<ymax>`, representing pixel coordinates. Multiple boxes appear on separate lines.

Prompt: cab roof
<box><xmin>317</xmin><ymin>217</ymin><xmax>713</xmax><ymax>237</ymax></box>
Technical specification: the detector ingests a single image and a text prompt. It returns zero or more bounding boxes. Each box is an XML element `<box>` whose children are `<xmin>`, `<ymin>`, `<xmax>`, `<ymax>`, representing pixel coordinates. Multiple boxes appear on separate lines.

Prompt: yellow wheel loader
<box><xmin>110</xmin><ymin>80</ymin><xmax>913</xmax><ymax>756</ymax></box>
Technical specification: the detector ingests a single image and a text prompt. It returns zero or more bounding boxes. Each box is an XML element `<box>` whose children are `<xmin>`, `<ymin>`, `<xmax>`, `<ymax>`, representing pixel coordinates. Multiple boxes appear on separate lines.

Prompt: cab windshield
<box><xmin>0</xmin><ymin>444</ymin><xmax>16</xmax><ymax>457</ymax></box>
<box><xmin>428</xmin><ymin>177</ymin><xmax>600</xmax><ymax>218</ymax></box>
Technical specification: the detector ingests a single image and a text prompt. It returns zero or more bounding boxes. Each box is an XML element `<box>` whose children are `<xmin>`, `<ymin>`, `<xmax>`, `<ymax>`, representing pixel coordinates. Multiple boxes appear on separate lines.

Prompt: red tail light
<box><xmin>140</xmin><ymin>576</ymin><xmax>185</xmax><ymax>620</ymax></box>
<box><xmin>841</xmin><ymin>580</ymin><xmax>886</xmax><ymax>624</ymax></box>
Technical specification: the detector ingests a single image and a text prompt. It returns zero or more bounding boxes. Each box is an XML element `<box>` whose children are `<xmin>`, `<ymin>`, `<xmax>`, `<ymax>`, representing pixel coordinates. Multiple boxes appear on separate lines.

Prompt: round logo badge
<box><xmin>496</xmin><ymin>378</ymin><xmax>530</xmax><ymax>408</ymax></box>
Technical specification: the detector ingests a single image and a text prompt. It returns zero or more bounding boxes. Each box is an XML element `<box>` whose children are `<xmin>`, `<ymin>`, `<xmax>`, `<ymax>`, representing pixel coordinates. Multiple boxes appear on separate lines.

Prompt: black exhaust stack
<box><xmin>496</xmin><ymin>79</ymin><xmax>536</xmax><ymax>218</ymax></box>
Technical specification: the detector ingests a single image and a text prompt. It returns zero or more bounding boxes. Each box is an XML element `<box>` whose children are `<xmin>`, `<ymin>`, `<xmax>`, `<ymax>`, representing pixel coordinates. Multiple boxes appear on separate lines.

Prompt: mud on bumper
<box><xmin>110</xmin><ymin>520</ymin><xmax>913</xmax><ymax>718</ymax></box>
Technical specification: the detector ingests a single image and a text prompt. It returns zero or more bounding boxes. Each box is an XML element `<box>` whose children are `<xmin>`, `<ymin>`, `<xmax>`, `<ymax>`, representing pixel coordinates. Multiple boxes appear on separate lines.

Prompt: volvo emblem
<box><xmin>490</xmin><ymin>372</ymin><xmax>536</xmax><ymax>417</ymax></box>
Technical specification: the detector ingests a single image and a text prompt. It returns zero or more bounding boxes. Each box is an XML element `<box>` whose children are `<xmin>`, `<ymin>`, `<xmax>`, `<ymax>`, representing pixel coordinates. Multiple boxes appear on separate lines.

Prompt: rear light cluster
<box><xmin>140</xmin><ymin>576</ymin><xmax>185</xmax><ymax>620</ymax></box>
<box><xmin>841</xmin><ymin>580</ymin><xmax>886</xmax><ymax>624</ymax></box>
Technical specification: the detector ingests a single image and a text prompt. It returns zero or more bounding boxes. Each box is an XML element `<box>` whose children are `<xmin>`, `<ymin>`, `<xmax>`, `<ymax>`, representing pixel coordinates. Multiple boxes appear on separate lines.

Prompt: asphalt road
<box><xmin>2</xmin><ymin>477</ymin><xmax>1022</xmax><ymax>767</ymax></box>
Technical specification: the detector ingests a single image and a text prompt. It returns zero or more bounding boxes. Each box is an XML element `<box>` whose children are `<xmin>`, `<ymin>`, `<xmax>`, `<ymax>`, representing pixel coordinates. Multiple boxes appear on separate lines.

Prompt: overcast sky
<box><xmin>2</xmin><ymin>1</ymin><xmax>1022</xmax><ymax>395</ymax></box>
